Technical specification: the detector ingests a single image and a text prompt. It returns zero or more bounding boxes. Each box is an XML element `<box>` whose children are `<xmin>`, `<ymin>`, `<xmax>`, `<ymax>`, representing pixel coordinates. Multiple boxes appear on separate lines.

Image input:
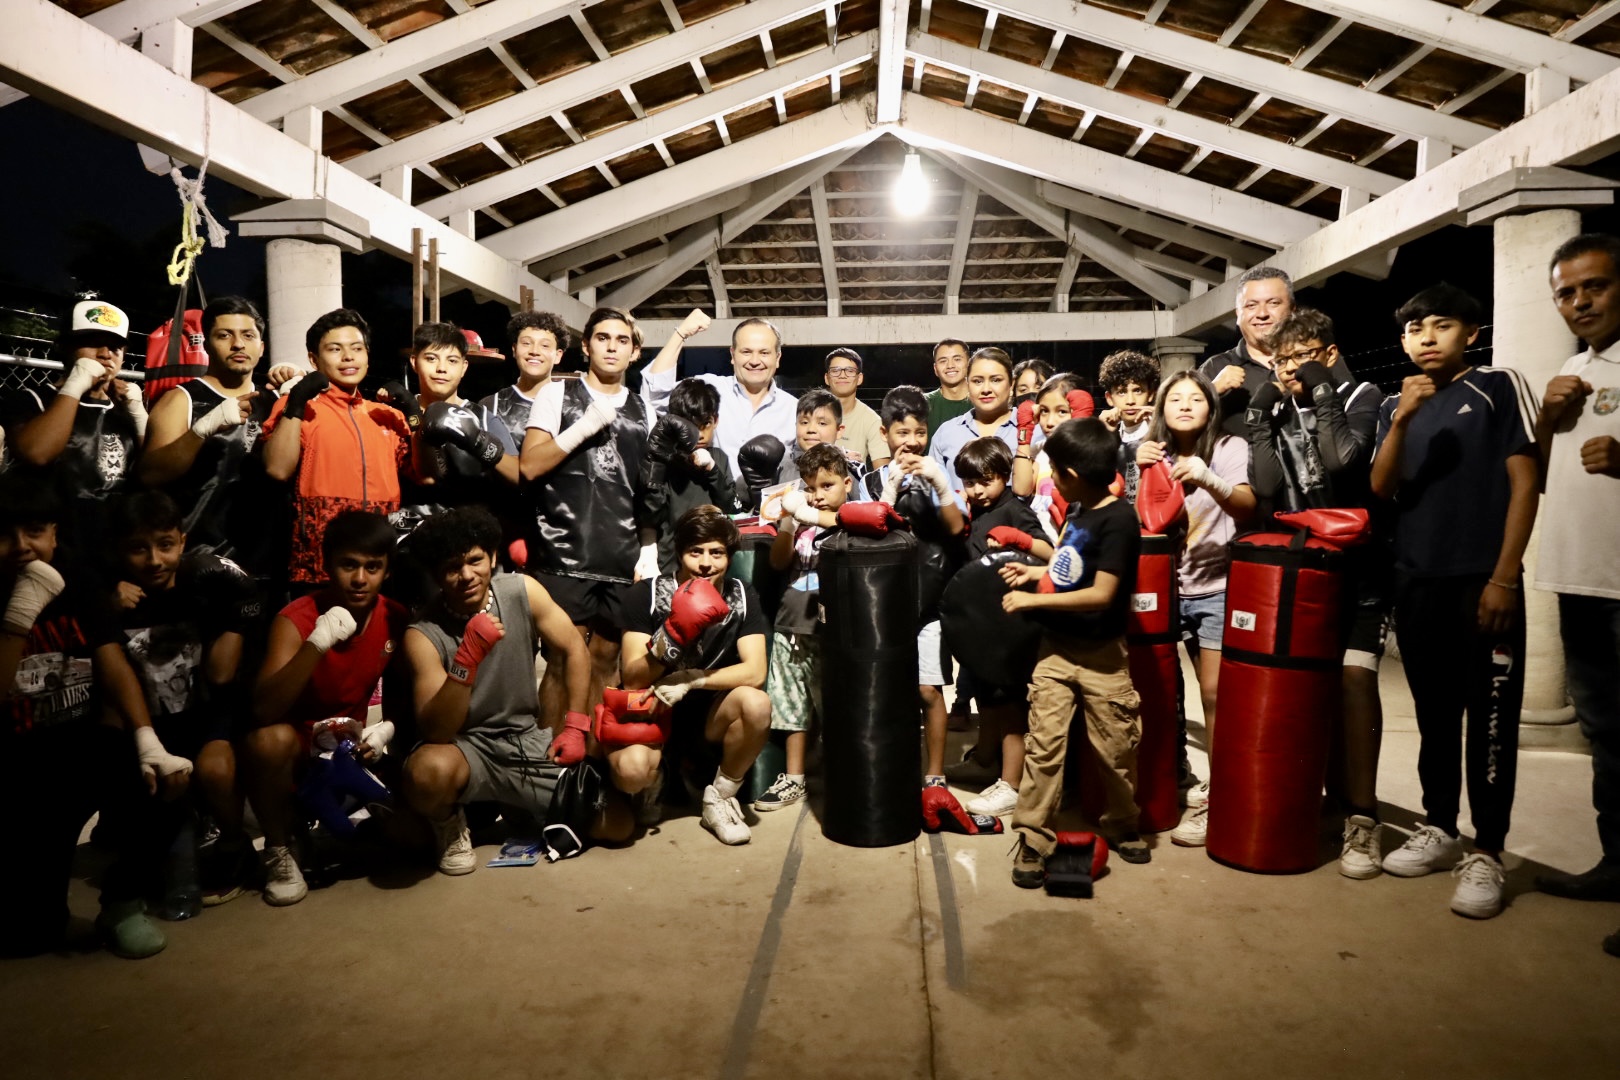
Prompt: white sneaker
<box><xmin>261</xmin><ymin>845</ymin><xmax>307</xmax><ymax>906</ymax></box>
<box><xmin>1340</xmin><ymin>815</ymin><xmax>1382</xmax><ymax>880</ymax></box>
<box><xmin>1170</xmin><ymin>803</ymin><xmax>1208</xmax><ymax>847</ymax></box>
<box><xmin>701</xmin><ymin>786</ymin><xmax>751</xmax><ymax>845</ymax></box>
<box><xmin>433</xmin><ymin>809</ymin><xmax>476</xmax><ymax>875</ymax></box>
<box><xmin>1182</xmin><ymin>780</ymin><xmax>1210</xmax><ymax>809</ymax></box>
<box><xmin>965</xmin><ymin>778</ymin><xmax>1019</xmax><ymax>817</ymax></box>
<box><xmin>1382</xmin><ymin>824</ymin><xmax>1463</xmax><ymax>878</ymax></box>
<box><xmin>1450</xmin><ymin>852</ymin><xmax>1505</xmax><ymax>919</ymax></box>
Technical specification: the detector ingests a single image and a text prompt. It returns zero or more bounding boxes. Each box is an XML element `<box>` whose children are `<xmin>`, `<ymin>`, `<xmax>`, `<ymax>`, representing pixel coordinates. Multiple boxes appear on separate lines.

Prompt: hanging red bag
<box><xmin>143</xmin><ymin>282</ymin><xmax>208</xmax><ymax>405</ymax></box>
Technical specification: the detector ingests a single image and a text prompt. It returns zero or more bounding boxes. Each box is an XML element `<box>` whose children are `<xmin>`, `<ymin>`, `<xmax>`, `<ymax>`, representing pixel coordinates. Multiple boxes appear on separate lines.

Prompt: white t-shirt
<box><xmin>524</xmin><ymin>379</ymin><xmax>652</xmax><ymax>435</ymax></box>
<box><xmin>1535</xmin><ymin>346</ymin><xmax>1620</xmax><ymax>599</ymax></box>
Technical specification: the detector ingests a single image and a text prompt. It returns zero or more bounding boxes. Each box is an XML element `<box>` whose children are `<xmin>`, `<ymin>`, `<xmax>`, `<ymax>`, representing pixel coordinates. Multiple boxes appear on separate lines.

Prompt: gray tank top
<box><xmin>412</xmin><ymin>573</ymin><xmax>537</xmax><ymax>738</ymax></box>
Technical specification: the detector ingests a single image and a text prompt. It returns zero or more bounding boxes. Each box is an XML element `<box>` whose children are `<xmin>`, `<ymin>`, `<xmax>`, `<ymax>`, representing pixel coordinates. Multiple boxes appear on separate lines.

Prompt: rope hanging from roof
<box><xmin>165</xmin><ymin>99</ymin><xmax>229</xmax><ymax>287</ymax></box>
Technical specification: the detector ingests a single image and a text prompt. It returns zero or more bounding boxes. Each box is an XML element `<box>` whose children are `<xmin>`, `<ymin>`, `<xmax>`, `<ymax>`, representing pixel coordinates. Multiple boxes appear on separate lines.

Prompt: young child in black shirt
<box><xmin>997</xmin><ymin>419</ymin><xmax>1149</xmax><ymax>885</ymax></box>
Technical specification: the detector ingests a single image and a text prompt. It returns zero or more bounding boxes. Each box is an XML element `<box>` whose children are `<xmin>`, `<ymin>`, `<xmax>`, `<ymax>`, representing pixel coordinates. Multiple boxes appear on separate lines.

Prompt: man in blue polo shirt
<box><xmin>643</xmin><ymin>313</ymin><xmax>798</xmax><ymax>459</ymax></box>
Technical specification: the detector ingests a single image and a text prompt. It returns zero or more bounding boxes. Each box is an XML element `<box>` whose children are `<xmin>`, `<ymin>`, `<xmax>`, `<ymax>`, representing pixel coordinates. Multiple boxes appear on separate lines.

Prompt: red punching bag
<box><xmin>1126</xmin><ymin>533</ymin><xmax>1182</xmax><ymax>834</ymax></box>
<box><xmin>143</xmin><ymin>307</ymin><xmax>207</xmax><ymax>405</ymax></box>
<box><xmin>1207</xmin><ymin>531</ymin><xmax>1347</xmax><ymax>873</ymax></box>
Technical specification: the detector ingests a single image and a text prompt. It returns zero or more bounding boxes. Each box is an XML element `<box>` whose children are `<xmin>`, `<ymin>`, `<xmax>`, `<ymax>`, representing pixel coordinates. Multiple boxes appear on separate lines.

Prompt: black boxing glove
<box><xmin>736</xmin><ymin>434</ymin><xmax>786</xmax><ymax>508</ymax></box>
<box><xmin>646</xmin><ymin>413</ymin><xmax>702</xmax><ymax>466</ymax></box>
<box><xmin>281</xmin><ymin>372</ymin><xmax>330</xmax><ymax>418</ymax></box>
<box><xmin>1294</xmin><ymin>359</ymin><xmax>1335</xmax><ymax>396</ymax></box>
<box><xmin>376</xmin><ymin>381</ymin><xmax>422</xmax><ymax>433</ymax></box>
<box><xmin>1245</xmin><ymin>380</ymin><xmax>1285</xmax><ymax>429</ymax></box>
<box><xmin>424</xmin><ymin>400</ymin><xmax>503</xmax><ymax>468</ymax></box>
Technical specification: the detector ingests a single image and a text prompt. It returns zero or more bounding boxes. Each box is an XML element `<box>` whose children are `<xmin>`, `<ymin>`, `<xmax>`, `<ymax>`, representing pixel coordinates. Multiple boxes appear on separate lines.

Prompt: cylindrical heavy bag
<box><xmin>819</xmin><ymin>530</ymin><xmax>920</xmax><ymax>847</ymax></box>
<box><xmin>1127</xmin><ymin>534</ymin><xmax>1182</xmax><ymax>834</ymax></box>
<box><xmin>1207</xmin><ymin>531</ymin><xmax>1347</xmax><ymax>873</ymax></box>
<box><xmin>938</xmin><ymin>549</ymin><xmax>1044</xmax><ymax>687</ymax></box>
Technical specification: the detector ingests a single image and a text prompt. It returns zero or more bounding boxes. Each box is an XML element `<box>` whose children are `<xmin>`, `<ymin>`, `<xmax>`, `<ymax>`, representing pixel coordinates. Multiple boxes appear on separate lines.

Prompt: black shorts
<box><xmin>532</xmin><ymin>572</ymin><xmax>626</xmax><ymax>637</ymax></box>
<box><xmin>1341</xmin><ymin>547</ymin><xmax>1393</xmax><ymax>666</ymax></box>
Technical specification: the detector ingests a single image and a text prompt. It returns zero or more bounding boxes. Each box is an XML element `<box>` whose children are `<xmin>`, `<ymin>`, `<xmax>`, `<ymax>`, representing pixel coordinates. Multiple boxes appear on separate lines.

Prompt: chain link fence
<box><xmin>0</xmin><ymin>304</ymin><xmax>147</xmax><ymax>396</ymax></box>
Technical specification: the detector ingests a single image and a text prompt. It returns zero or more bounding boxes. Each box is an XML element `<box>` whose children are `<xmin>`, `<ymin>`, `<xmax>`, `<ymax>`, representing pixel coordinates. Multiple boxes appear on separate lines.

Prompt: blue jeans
<box><xmin>1558</xmin><ymin>593</ymin><xmax>1620</xmax><ymax>864</ymax></box>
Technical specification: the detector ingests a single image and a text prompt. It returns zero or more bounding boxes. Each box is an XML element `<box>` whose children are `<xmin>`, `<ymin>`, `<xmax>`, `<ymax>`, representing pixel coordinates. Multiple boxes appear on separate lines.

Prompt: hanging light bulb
<box><xmin>892</xmin><ymin>151</ymin><xmax>931</xmax><ymax>217</ymax></box>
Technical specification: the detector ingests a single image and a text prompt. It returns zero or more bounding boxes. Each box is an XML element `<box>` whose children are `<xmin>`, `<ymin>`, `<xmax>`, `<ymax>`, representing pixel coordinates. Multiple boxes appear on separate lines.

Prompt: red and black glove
<box><xmin>922</xmin><ymin>786</ymin><xmax>977</xmax><ymax>833</ymax></box>
<box><xmin>1016</xmin><ymin>399</ymin><xmax>1038</xmax><ymax>446</ymax></box>
<box><xmin>550</xmin><ymin>710</ymin><xmax>591</xmax><ymax>765</ymax></box>
<box><xmin>650</xmin><ymin>576</ymin><xmax>730</xmax><ymax>665</ymax></box>
<box><xmin>447</xmin><ymin>612</ymin><xmax>502</xmax><ymax>685</ymax></box>
<box><xmin>1045</xmin><ymin>831</ymin><xmax>1110</xmax><ymax>897</ymax></box>
<box><xmin>988</xmin><ymin>526</ymin><xmax>1034</xmax><ymax>552</ymax></box>
<box><xmin>837</xmin><ymin>501</ymin><xmax>906</xmax><ymax>538</ymax></box>
<box><xmin>592</xmin><ymin>687</ymin><xmax>673</xmax><ymax>749</ymax></box>
<box><xmin>1066</xmin><ymin>389</ymin><xmax>1096</xmax><ymax>419</ymax></box>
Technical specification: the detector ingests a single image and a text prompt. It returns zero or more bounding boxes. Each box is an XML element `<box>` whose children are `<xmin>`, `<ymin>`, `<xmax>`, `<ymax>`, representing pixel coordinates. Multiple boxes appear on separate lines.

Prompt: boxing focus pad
<box><xmin>1044</xmin><ymin>831</ymin><xmax>1110</xmax><ymax>898</ymax></box>
<box><xmin>1273</xmin><ymin>508</ymin><xmax>1371</xmax><ymax>549</ymax></box>
<box><xmin>1136</xmin><ymin>460</ymin><xmax>1185</xmax><ymax>534</ymax></box>
<box><xmin>593</xmin><ymin>687</ymin><xmax>673</xmax><ymax>749</ymax></box>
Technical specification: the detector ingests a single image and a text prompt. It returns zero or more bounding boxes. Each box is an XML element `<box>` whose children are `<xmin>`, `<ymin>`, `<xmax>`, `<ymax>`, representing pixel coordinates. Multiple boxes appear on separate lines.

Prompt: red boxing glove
<box><xmin>447</xmin><ymin>612</ymin><xmax>502</xmax><ymax>685</ymax></box>
<box><xmin>1016</xmin><ymin>399</ymin><xmax>1038</xmax><ymax>446</ymax></box>
<box><xmin>737</xmin><ymin>523</ymin><xmax>778</xmax><ymax>538</ymax></box>
<box><xmin>1136</xmin><ymin>460</ymin><xmax>1186</xmax><ymax>534</ymax></box>
<box><xmin>837</xmin><ymin>501</ymin><xmax>906</xmax><ymax>538</ymax></box>
<box><xmin>1066</xmin><ymin>389</ymin><xmax>1095</xmax><ymax>419</ymax></box>
<box><xmin>1108</xmin><ymin>472</ymin><xmax>1125</xmax><ymax>498</ymax></box>
<box><xmin>551</xmin><ymin>710</ymin><xmax>590</xmax><ymax>765</ymax></box>
<box><xmin>658</xmin><ymin>575</ymin><xmax>730</xmax><ymax>656</ymax></box>
<box><xmin>921</xmin><ymin>786</ymin><xmax>977</xmax><ymax>834</ymax></box>
<box><xmin>1048</xmin><ymin>489</ymin><xmax>1070</xmax><ymax>530</ymax></box>
<box><xmin>507</xmin><ymin>538</ymin><xmax>528</xmax><ymax>568</ymax></box>
<box><xmin>592</xmin><ymin>687</ymin><xmax>673</xmax><ymax>749</ymax></box>
<box><xmin>988</xmin><ymin>526</ymin><xmax>1034</xmax><ymax>552</ymax></box>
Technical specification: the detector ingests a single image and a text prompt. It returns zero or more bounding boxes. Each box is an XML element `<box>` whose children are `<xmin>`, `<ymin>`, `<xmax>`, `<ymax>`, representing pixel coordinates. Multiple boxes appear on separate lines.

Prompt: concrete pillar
<box><xmin>1490</xmin><ymin>209</ymin><xmax>1581</xmax><ymax>729</ymax></box>
<box><xmin>1152</xmin><ymin>336</ymin><xmax>1206</xmax><ymax>378</ymax></box>
<box><xmin>267</xmin><ymin>238</ymin><xmax>343</xmax><ymax>371</ymax></box>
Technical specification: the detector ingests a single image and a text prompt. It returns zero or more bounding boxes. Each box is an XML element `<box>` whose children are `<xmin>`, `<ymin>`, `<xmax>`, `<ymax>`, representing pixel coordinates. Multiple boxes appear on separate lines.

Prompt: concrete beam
<box><xmin>635</xmin><ymin>310</ymin><xmax>1170</xmax><ymax>344</ymax></box>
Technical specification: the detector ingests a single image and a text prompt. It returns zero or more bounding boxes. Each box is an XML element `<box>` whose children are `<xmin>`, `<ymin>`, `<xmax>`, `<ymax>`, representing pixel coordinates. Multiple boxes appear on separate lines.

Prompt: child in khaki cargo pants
<box><xmin>996</xmin><ymin>418</ymin><xmax>1150</xmax><ymax>885</ymax></box>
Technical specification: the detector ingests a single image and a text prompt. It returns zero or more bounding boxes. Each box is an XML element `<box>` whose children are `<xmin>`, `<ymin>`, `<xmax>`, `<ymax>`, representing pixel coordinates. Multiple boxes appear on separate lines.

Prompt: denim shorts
<box><xmin>1180</xmin><ymin>591</ymin><xmax>1226</xmax><ymax>652</ymax></box>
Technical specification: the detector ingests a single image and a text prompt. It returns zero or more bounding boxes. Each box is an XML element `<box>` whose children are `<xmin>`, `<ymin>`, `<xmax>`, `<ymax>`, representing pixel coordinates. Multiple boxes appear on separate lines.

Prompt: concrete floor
<box><xmin>3</xmin><ymin>658</ymin><xmax>1618</xmax><ymax>1080</ymax></box>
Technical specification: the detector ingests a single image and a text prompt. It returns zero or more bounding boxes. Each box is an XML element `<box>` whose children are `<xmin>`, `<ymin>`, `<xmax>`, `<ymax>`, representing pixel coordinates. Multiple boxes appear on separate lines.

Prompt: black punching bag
<box><xmin>819</xmin><ymin>530</ymin><xmax>920</xmax><ymax>847</ymax></box>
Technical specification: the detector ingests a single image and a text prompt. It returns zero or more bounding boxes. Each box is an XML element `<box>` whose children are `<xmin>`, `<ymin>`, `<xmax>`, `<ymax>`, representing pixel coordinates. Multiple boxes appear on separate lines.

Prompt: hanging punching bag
<box><xmin>819</xmin><ymin>530</ymin><xmax>920</xmax><ymax>847</ymax></box>
<box><xmin>1207</xmin><ymin>531</ymin><xmax>1347</xmax><ymax>873</ymax></box>
<box><xmin>1127</xmin><ymin>533</ymin><xmax>1182</xmax><ymax>834</ymax></box>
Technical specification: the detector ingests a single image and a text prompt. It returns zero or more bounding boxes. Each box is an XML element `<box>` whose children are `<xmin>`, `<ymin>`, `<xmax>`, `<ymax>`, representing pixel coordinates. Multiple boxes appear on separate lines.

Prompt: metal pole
<box><xmin>411</xmin><ymin>227</ymin><xmax>423</xmax><ymax>330</ymax></box>
<box><xmin>429</xmin><ymin>238</ymin><xmax>440</xmax><ymax>323</ymax></box>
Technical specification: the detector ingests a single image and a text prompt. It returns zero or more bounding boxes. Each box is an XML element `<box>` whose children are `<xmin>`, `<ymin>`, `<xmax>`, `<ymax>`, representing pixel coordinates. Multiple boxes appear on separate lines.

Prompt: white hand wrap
<box><xmin>915</xmin><ymin>455</ymin><xmax>951</xmax><ymax>498</ymax></box>
<box><xmin>779</xmin><ymin>488</ymin><xmax>822</xmax><ymax>526</ymax></box>
<box><xmin>192</xmin><ymin>397</ymin><xmax>245</xmax><ymax>440</ymax></box>
<box><xmin>653</xmin><ymin>675</ymin><xmax>705</xmax><ymax>707</ymax></box>
<box><xmin>135</xmin><ymin>726</ymin><xmax>193</xmax><ymax>786</ymax></box>
<box><xmin>551</xmin><ymin>399</ymin><xmax>620</xmax><ymax>456</ymax></box>
<box><xmin>60</xmin><ymin>357</ymin><xmax>103</xmax><ymax>400</ymax></box>
<box><xmin>1179</xmin><ymin>456</ymin><xmax>1234</xmax><ymax>500</ymax></box>
<box><xmin>3</xmin><ymin>561</ymin><xmax>65</xmax><ymax>634</ymax></box>
<box><xmin>880</xmin><ymin>469</ymin><xmax>903</xmax><ymax>506</ymax></box>
<box><xmin>307</xmin><ymin>606</ymin><xmax>358</xmax><ymax>653</ymax></box>
<box><xmin>360</xmin><ymin>720</ymin><xmax>396</xmax><ymax>757</ymax></box>
<box><xmin>634</xmin><ymin>543</ymin><xmax>660</xmax><ymax>582</ymax></box>
<box><xmin>692</xmin><ymin>448</ymin><xmax>714</xmax><ymax>471</ymax></box>
<box><xmin>118</xmin><ymin>389</ymin><xmax>148</xmax><ymax>443</ymax></box>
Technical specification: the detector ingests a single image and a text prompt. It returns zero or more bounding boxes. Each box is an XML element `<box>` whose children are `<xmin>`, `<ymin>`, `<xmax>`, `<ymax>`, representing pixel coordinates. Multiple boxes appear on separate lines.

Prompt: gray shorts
<box><xmin>455</xmin><ymin>725</ymin><xmax>560</xmax><ymax>819</ymax></box>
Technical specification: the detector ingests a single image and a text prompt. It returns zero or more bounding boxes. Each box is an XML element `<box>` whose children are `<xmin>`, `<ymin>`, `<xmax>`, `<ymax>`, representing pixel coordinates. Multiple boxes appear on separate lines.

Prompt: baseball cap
<box><xmin>66</xmin><ymin>299</ymin><xmax>130</xmax><ymax>348</ymax></box>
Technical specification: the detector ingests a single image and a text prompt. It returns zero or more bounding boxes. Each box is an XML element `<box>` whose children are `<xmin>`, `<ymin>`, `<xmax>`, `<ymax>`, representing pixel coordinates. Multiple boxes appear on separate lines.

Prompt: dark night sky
<box><xmin>5</xmin><ymin>93</ymin><xmax>1619</xmax><ymax>398</ymax></box>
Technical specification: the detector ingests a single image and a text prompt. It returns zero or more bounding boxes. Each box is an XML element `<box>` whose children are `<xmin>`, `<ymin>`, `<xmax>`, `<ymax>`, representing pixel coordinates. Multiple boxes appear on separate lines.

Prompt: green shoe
<box><xmin>97</xmin><ymin>900</ymin><xmax>166</xmax><ymax>959</ymax></box>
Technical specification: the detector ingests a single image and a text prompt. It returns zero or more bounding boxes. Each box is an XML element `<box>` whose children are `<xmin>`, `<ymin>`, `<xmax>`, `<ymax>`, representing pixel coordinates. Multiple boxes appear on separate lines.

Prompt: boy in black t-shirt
<box><xmin>997</xmin><ymin>419</ymin><xmax>1148</xmax><ymax>885</ymax></box>
<box><xmin>0</xmin><ymin>479</ymin><xmax>182</xmax><ymax>958</ymax></box>
<box><xmin>1371</xmin><ymin>283</ymin><xmax>1540</xmax><ymax>920</ymax></box>
<box><xmin>618</xmin><ymin>506</ymin><xmax>772</xmax><ymax>845</ymax></box>
<box><xmin>108</xmin><ymin>492</ymin><xmax>261</xmax><ymax>906</ymax></box>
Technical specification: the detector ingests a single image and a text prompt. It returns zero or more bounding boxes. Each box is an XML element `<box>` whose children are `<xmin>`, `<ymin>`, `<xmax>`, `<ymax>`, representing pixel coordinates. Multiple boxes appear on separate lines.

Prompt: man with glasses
<box><xmin>824</xmin><ymin>348</ymin><xmax>888</xmax><ymax>470</ymax></box>
<box><xmin>1243</xmin><ymin>307</ymin><xmax>1389</xmax><ymax>882</ymax></box>
<box><xmin>1200</xmin><ymin>267</ymin><xmax>1295</xmax><ymax>435</ymax></box>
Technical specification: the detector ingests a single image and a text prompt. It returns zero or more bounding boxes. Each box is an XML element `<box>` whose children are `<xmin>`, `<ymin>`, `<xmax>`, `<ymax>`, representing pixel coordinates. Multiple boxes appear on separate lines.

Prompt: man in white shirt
<box><xmin>1534</xmin><ymin>235</ymin><xmax>1620</xmax><ymax>937</ymax></box>
<box><xmin>643</xmin><ymin>316</ymin><xmax>798</xmax><ymax>459</ymax></box>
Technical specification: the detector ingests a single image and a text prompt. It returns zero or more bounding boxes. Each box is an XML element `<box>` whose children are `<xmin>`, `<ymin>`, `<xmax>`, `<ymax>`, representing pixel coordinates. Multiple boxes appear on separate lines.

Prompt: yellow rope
<box><xmin>166</xmin><ymin>202</ymin><xmax>205</xmax><ymax>286</ymax></box>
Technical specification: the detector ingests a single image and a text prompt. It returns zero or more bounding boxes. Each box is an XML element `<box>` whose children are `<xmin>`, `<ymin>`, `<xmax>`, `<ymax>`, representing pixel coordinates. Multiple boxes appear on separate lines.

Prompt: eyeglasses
<box><xmin>826</xmin><ymin>366</ymin><xmax>860</xmax><ymax>377</ymax></box>
<box><xmin>1276</xmin><ymin>345</ymin><xmax>1325</xmax><ymax>367</ymax></box>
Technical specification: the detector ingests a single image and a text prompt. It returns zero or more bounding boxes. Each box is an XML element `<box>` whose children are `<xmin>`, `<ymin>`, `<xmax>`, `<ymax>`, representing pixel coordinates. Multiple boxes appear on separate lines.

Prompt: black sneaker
<box><xmin>1011</xmin><ymin>837</ymin><xmax>1046</xmax><ymax>889</ymax></box>
<box><xmin>1115</xmin><ymin>832</ymin><xmax>1152</xmax><ymax>865</ymax></box>
<box><xmin>752</xmin><ymin>774</ymin><xmax>806</xmax><ymax>812</ymax></box>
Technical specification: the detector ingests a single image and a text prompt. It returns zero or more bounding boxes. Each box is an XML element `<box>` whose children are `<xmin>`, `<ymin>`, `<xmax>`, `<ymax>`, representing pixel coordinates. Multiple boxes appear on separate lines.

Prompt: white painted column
<box><xmin>266</xmin><ymin>239</ymin><xmax>343</xmax><ymax>371</ymax></box>
<box><xmin>1490</xmin><ymin>208</ymin><xmax>1581</xmax><ymax>730</ymax></box>
<box><xmin>1152</xmin><ymin>336</ymin><xmax>1206</xmax><ymax>378</ymax></box>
